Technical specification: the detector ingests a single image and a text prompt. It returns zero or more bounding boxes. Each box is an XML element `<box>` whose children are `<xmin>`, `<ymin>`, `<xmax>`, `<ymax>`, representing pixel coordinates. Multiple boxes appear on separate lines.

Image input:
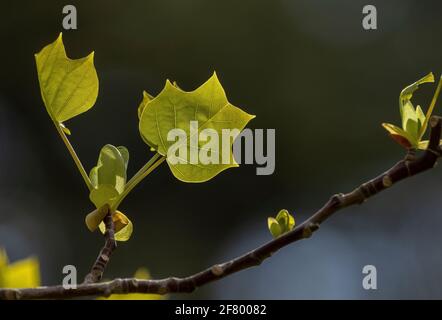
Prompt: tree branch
<box><xmin>1</xmin><ymin>116</ymin><xmax>441</xmax><ymax>300</ymax></box>
<box><xmin>83</xmin><ymin>211</ymin><xmax>117</xmax><ymax>284</ymax></box>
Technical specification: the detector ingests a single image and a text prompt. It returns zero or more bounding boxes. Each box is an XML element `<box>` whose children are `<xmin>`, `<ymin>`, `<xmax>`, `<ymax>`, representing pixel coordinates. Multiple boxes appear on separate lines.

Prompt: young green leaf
<box><xmin>267</xmin><ymin>217</ymin><xmax>282</xmax><ymax>238</ymax></box>
<box><xmin>85</xmin><ymin>205</ymin><xmax>110</xmax><ymax>232</ymax></box>
<box><xmin>267</xmin><ymin>209</ymin><xmax>295</xmax><ymax>238</ymax></box>
<box><xmin>0</xmin><ymin>248</ymin><xmax>40</xmax><ymax>288</ymax></box>
<box><xmin>381</xmin><ymin>123</ymin><xmax>414</xmax><ymax>149</ymax></box>
<box><xmin>87</xmin><ymin>145</ymin><xmax>133</xmax><ymax>241</ymax></box>
<box><xmin>35</xmin><ymin>33</ymin><xmax>99</xmax><ymax>132</ymax></box>
<box><xmin>138</xmin><ymin>72</ymin><xmax>255</xmax><ymax>183</ymax></box>
<box><xmin>399</xmin><ymin>73</ymin><xmax>434</xmax><ymax>118</ymax></box>
<box><xmin>383</xmin><ymin>73</ymin><xmax>442</xmax><ymax>149</ymax></box>
<box><xmin>138</xmin><ymin>91</ymin><xmax>154</xmax><ymax>120</ymax></box>
<box><xmin>276</xmin><ymin>209</ymin><xmax>295</xmax><ymax>231</ymax></box>
<box><xmin>89</xmin><ymin>185</ymin><xmax>120</xmax><ymax>210</ymax></box>
<box><xmin>98</xmin><ymin>210</ymin><xmax>133</xmax><ymax>242</ymax></box>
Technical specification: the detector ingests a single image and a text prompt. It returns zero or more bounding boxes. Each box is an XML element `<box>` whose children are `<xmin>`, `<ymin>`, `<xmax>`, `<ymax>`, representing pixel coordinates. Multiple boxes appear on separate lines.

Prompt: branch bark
<box><xmin>1</xmin><ymin>116</ymin><xmax>441</xmax><ymax>300</ymax></box>
<box><xmin>83</xmin><ymin>211</ymin><xmax>117</xmax><ymax>284</ymax></box>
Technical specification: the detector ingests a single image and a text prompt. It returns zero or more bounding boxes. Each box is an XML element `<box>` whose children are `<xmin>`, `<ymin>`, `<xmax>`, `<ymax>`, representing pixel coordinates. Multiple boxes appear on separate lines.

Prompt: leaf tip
<box><xmin>429</xmin><ymin>72</ymin><xmax>435</xmax><ymax>82</ymax></box>
<box><xmin>87</xmin><ymin>51</ymin><xmax>95</xmax><ymax>62</ymax></box>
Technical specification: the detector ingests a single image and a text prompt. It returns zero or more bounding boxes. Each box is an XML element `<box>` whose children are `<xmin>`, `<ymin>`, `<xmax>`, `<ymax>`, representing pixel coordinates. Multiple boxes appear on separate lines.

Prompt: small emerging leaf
<box><xmin>276</xmin><ymin>209</ymin><xmax>295</xmax><ymax>231</ymax></box>
<box><xmin>417</xmin><ymin>139</ymin><xmax>442</xmax><ymax>150</ymax></box>
<box><xmin>87</xmin><ymin>145</ymin><xmax>133</xmax><ymax>241</ymax></box>
<box><xmin>383</xmin><ymin>73</ymin><xmax>440</xmax><ymax>149</ymax></box>
<box><xmin>89</xmin><ymin>184</ymin><xmax>119</xmax><ymax>209</ymax></box>
<box><xmin>382</xmin><ymin>123</ymin><xmax>413</xmax><ymax>148</ymax></box>
<box><xmin>89</xmin><ymin>144</ymin><xmax>128</xmax><ymax>208</ymax></box>
<box><xmin>98</xmin><ymin>210</ymin><xmax>133</xmax><ymax>241</ymax></box>
<box><xmin>85</xmin><ymin>204</ymin><xmax>110</xmax><ymax>232</ymax></box>
<box><xmin>267</xmin><ymin>209</ymin><xmax>295</xmax><ymax>239</ymax></box>
<box><xmin>267</xmin><ymin>217</ymin><xmax>282</xmax><ymax>238</ymax></box>
<box><xmin>399</xmin><ymin>72</ymin><xmax>434</xmax><ymax>117</ymax></box>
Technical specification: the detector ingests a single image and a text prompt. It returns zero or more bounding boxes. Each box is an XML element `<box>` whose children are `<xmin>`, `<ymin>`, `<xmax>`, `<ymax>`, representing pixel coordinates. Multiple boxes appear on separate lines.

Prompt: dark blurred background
<box><xmin>1</xmin><ymin>0</ymin><xmax>442</xmax><ymax>299</ymax></box>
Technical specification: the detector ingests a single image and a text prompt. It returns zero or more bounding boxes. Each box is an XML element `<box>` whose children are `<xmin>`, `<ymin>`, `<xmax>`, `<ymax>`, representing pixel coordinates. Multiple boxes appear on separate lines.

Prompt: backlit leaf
<box><xmin>0</xmin><ymin>249</ymin><xmax>40</xmax><ymax>289</ymax></box>
<box><xmin>139</xmin><ymin>72</ymin><xmax>255</xmax><ymax>183</ymax></box>
<box><xmin>98</xmin><ymin>210</ymin><xmax>133</xmax><ymax>242</ymax></box>
<box><xmin>267</xmin><ymin>217</ymin><xmax>282</xmax><ymax>238</ymax></box>
<box><xmin>138</xmin><ymin>91</ymin><xmax>154</xmax><ymax>120</ymax></box>
<box><xmin>268</xmin><ymin>210</ymin><xmax>295</xmax><ymax>238</ymax></box>
<box><xmin>399</xmin><ymin>72</ymin><xmax>434</xmax><ymax>118</ymax></box>
<box><xmin>89</xmin><ymin>184</ymin><xmax>119</xmax><ymax>209</ymax></box>
<box><xmin>85</xmin><ymin>205</ymin><xmax>110</xmax><ymax>232</ymax></box>
<box><xmin>35</xmin><ymin>33</ymin><xmax>99</xmax><ymax>131</ymax></box>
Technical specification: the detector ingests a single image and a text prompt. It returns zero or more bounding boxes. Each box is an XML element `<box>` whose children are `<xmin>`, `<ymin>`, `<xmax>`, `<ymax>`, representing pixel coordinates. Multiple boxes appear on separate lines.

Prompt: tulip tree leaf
<box><xmin>416</xmin><ymin>105</ymin><xmax>426</xmax><ymax>129</ymax></box>
<box><xmin>383</xmin><ymin>72</ymin><xmax>442</xmax><ymax>149</ymax></box>
<box><xmin>268</xmin><ymin>209</ymin><xmax>295</xmax><ymax>238</ymax></box>
<box><xmin>87</xmin><ymin>145</ymin><xmax>133</xmax><ymax>241</ymax></box>
<box><xmin>267</xmin><ymin>217</ymin><xmax>282</xmax><ymax>238</ymax></box>
<box><xmin>117</xmin><ymin>146</ymin><xmax>130</xmax><ymax>170</ymax></box>
<box><xmin>399</xmin><ymin>73</ymin><xmax>434</xmax><ymax>118</ymax></box>
<box><xmin>138</xmin><ymin>91</ymin><xmax>154</xmax><ymax>120</ymax></box>
<box><xmin>99</xmin><ymin>210</ymin><xmax>133</xmax><ymax>242</ymax></box>
<box><xmin>89</xmin><ymin>185</ymin><xmax>119</xmax><ymax>210</ymax></box>
<box><xmin>0</xmin><ymin>248</ymin><xmax>40</xmax><ymax>288</ymax></box>
<box><xmin>139</xmin><ymin>72</ymin><xmax>255</xmax><ymax>183</ymax></box>
<box><xmin>382</xmin><ymin>123</ymin><xmax>413</xmax><ymax>149</ymax></box>
<box><xmin>35</xmin><ymin>33</ymin><xmax>99</xmax><ymax>131</ymax></box>
<box><xmin>276</xmin><ymin>209</ymin><xmax>295</xmax><ymax>231</ymax></box>
<box><xmin>90</xmin><ymin>144</ymin><xmax>127</xmax><ymax>195</ymax></box>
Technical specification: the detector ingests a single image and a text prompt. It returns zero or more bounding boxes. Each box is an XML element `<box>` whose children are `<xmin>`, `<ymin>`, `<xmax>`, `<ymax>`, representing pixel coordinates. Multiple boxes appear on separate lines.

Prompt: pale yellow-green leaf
<box><xmin>400</xmin><ymin>72</ymin><xmax>434</xmax><ymax>117</ymax></box>
<box><xmin>0</xmin><ymin>249</ymin><xmax>40</xmax><ymax>289</ymax></box>
<box><xmin>138</xmin><ymin>91</ymin><xmax>154</xmax><ymax>120</ymax></box>
<box><xmin>267</xmin><ymin>217</ymin><xmax>282</xmax><ymax>238</ymax></box>
<box><xmin>87</xmin><ymin>145</ymin><xmax>131</xmax><ymax>239</ymax></box>
<box><xmin>85</xmin><ymin>205</ymin><xmax>110</xmax><ymax>232</ymax></box>
<box><xmin>98</xmin><ymin>210</ymin><xmax>133</xmax><ymax>241</ymax></box>
<box><xmin>89</xmin><ymin>184</ymin><xmax>119</xmax><ymax>209</ymax></box>
<box><xmin>416</xmin><ymin>105</ymin><xmax>426</xmax><ymax>129</ymax></box>
<box><xmin>418</xmin><ymin>140</ymin><xmax>429</xmax><ymax>150</ymax></box>
<box><xmin>139</xmin><ymin>72</ymin><xmax>255</xmax><ymax>183</ymax></box>
<box><xmin>401</xmin><ymin>101</ymin><xmax>420</xmax><ymax>145</ymax></box>
<box><xmin>276</xmin><ymin>209</ymin><xmax>295</xmax><ymax>232</ymax></box>
<box><xmin>117</xmin><ymin>146</ymin><xmax>130</xmax><ymax>170</ymax></box>
<box><xmin>417</xmin><ymin>139</ymin><xmax>442</xmax><ymax>150</ymax></box>
<box><xmin>35</xmin><ymin>33</ymin><xmax>99</xmax><ymax>129</ymax></box>
<box><xmin>382</xmin><ymin>123</ymin><xmax>414</xmax><ymax>148</ymax></box>
<box><xmin>89</xmin><ymin>166</ymin><xmax>99</xmax><ymax>189</ymax></box>
<box><xmin>95</xmin><ymin>145</ymin><xmax>127</xmax><ymax>194</ymax></box>
<box><xmin>268</xmin><ymin>210</ymin><xmax>295</xmax><ymax>238</ymax></box>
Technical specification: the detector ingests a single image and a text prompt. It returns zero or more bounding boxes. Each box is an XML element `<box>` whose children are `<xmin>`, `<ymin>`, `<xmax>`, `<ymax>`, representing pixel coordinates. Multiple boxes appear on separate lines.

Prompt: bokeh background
<box><xmin>1</xmin><ymin>0</ymin><xmax>442</xmax><ymax>299</ymax></box>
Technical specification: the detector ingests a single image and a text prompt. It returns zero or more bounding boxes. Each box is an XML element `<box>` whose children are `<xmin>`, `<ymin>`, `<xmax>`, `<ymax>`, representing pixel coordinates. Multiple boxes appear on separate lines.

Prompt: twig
<box><xmin>1</xmin><ymin>116</ymin><xmax>441</xmax><ymax>300</ymax></box>
<box><xmin>83</xmin><ymin>212</ymin><xmax>117</xmax><ymax>284</ymax></box>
